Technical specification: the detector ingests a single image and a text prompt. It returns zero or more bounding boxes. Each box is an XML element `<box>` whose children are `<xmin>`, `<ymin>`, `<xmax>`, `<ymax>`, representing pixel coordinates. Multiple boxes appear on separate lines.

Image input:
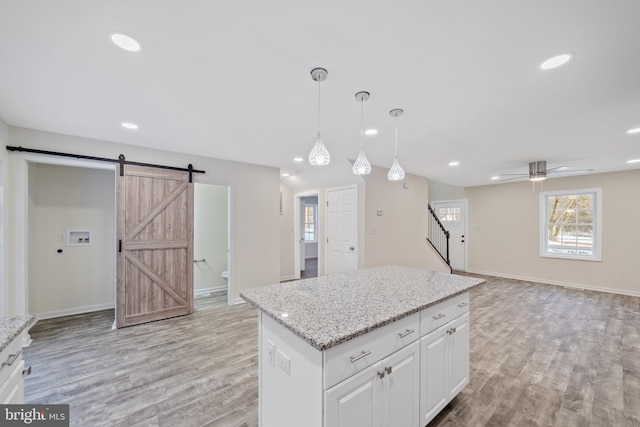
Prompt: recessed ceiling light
<box><xmin>281</xmin><ymin>172</ymin><xmax>290</xmax><ymax>177</ymax></box>
<box><xmin>110</xmin><ymin>33</ymin><xmax>141</xmax><ymax>52</ymax></box>
<box><xmin>627</xmin><ymin>159</ymin><xmax>640</xmax><ymax>164</ymax></box>
<box><xmin>540</xmin><ymin>53</ymin><xmax>573</xmax><ymax>70</ymax></box>
<box><xmin>448</xmin><ymin>161</ymin><xmax>460</xmax><ymax>166</ymax></box>
<box><xmin>293</xmin><ymin>157</ymin><xmax>304</xmax><ymax>162</ymax></box>
<box><xmin>364</xmin><ymin>129</ymin><xmax>378</xmax><ymax>136</ymax></box>
<box><xmin>121</xmin><ymin>122</ymin><xmax>138</xmax><ymax>130</ymax></box>
<box><xmin>491</xmin><ymin>176</ymin><xmax>500</xmax><ymax>181</ymax></box>
<box><xmin>627</xmin><ymin>127</ymin><xmax>640</xmax><ymax>134</ymax></box>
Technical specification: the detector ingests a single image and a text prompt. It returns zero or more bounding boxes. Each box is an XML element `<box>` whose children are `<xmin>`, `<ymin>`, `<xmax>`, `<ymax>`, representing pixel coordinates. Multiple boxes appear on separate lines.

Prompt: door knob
<box><xmin>349</xmin><ymin>247</ymin><xmax>355</xmax><ymax>251</ymax></box>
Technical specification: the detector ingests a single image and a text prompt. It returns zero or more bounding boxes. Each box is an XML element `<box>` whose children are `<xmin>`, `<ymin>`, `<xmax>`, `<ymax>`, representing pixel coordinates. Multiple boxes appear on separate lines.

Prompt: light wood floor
<box><xmin>23</xmin><ymin>277</ymin><xmax>640</xmax><ymax>427</ymax></box>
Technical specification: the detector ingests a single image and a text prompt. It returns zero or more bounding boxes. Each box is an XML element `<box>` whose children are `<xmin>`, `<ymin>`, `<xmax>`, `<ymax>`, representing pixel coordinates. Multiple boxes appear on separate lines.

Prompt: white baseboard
<box><xmin>233</xmin><ymin>297</ymin><xmax>246</xmax><ymax>305</ymax></box>
<box><xmin>280</xmin><ymin>275</ymin><xmax>296</xmax><ymax>282</ymax></box>
<box><xmin>465</xmin><ymin>269</ymin><xmax>640</xmax><ymax>298</ymax></box>
<box><xmin>37</xmin><ymin>302</ymin><xmax>115</xmax><ymax>320</ymax></box>
<box><xmin>194</xmin><ymin>286</ymin><xmax>227</xmax><ymax>298</ymax></box>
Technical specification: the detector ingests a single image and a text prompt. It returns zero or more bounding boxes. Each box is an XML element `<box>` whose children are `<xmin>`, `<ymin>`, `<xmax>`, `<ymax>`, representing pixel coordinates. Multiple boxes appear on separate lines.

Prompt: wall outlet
<box><xmin>277</xmin><ymin>349</ymin><xmax>290</xmax><ymax>375</ymax></box>
<box><xmin>267</xmin><ymin>340</ymin><xmax>275</xmax><ymax>367</ymax></box>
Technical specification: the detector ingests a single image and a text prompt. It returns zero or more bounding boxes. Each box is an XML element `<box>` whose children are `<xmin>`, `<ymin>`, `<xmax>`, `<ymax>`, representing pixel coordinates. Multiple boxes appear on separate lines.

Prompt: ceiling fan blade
<box><xmin>499</xmin><ymin>173</ymin><xmax>530</xmax><ymax>176</ymax></box>
<box><xmin>496</xmin><ymin>176</ymin><xmax>529</xmax><ymax>182</ymax></box>
<box><xmin>548</xmin><ymin>168</ymin><xmax>594</xmax><ymax>175</ymax></box>
<box><xmin>545</xmin><ymin>166</ymin><xmax>571</xmax><ymax>172</ymax></box>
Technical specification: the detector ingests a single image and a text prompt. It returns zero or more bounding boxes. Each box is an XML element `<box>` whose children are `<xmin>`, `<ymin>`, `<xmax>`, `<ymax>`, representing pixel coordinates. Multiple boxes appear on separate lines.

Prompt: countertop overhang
<box><xmin>0</xmin><ymin>314</ymin><xmax>35</xmax><ymax>352</ymax></box>
<box><xmin>241</xmin><ymin>266</ymin><xmax>485</xmax><ymax>351</ymax></box>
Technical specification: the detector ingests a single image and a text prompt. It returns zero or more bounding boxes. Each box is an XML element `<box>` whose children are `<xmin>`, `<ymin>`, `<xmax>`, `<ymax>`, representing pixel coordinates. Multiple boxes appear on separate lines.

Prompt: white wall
<box><xmin>466</xmin><ymin>170</ymin><xmax>640</xmax><ymax>296</ymax></box>
<box><xmin>194</xmin><ymin>183</ymin><xmax>229</xmax><ymax>293</ymax></box>
<box><xmin>0</xmin><ymin>119</ymin><xmax>8</xmax><ymax>316</ymax></box>
<box><xmin>429</xmin><ymin>180</ymin><xmax>467</xmax><ymax>202</ymax></box>
<box><xmin>28</xmin><ymin>163</ymin><xmax>116</xmax><ymax>318</ymax></box>
<box><xmin>364</xmin><ymin>165</ymin><xmax>449</xmax><ymax>272</ymax></box>
<box><xmin>6</xmin><ymin>126</ymin><xmax>280</xmax><ymax>315</ymax></box>
<box><xmin>279</xmin><ymin>183</ymin><xmax>295</xmax><ymax>281</ymax></box>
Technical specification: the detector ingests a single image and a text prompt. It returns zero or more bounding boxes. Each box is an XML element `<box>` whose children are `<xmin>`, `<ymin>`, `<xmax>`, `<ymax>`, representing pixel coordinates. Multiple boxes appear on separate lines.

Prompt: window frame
<box><xmin>303</xmin><ymin>204</ymin><xmax>318</xmax><ymax>243</ymax></box>
<box><xmin>539</xmin><ymin>187</ymin><xmax>602</xmax><ymax>261</ymax></box>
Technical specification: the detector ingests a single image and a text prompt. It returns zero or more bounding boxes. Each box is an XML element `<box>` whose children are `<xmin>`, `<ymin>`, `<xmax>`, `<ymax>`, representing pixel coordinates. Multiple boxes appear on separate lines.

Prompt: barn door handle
<box><xmin>119</xmin><ymin>240</ymin><xmax>122</xmax><ymax>253</ymax></box>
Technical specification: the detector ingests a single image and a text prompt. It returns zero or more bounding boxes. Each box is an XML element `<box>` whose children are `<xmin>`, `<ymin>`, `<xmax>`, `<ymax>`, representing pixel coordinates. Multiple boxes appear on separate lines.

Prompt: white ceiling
<box><xmin>1</xmin><ymin>0</ymin><xmax>639</xmax><ymax>187</ymax></box>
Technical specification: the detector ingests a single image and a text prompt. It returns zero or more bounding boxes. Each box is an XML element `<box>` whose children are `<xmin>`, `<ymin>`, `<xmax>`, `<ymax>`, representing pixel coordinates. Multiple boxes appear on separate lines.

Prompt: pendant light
<box><xmin>308</xmin><ymin>67</ymin><xmax>330</xmax><ymax>166</ymax></box>
<box><xmin>388</xmin><ymin>108</ymin><xmax>405</xmax><ymax>181</ymax></box>
<box><xmin>352</xmin><ymin>91</ymin><xmax>372</xmax><ymax>175</ymax></box>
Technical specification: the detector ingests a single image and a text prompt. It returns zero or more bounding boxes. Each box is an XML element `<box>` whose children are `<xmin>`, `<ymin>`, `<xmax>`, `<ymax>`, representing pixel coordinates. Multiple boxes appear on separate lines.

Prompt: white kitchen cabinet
<box><xmin>325</xmin><ymin>340</ymin><xmax>420</xmax><ymax>427</ymax></box>
<box><xmin>420</xmin><ymin>311</ymin><xmax>470</xmax><ymax>426</ymax></box>
<box><xmin>0</xmin><ymin>334</ymin><xmax>27</xmax><ymax>404</ymax></box>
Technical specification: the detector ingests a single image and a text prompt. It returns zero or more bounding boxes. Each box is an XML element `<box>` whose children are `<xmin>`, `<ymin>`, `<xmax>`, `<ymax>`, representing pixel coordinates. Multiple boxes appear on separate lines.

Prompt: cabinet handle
<box><xmin>23</xmin><ymin>366</ymin><xmax>32</xmax><ymax>376</ymax></box>
<box><xmin>433</xmin><ymin>313</ymin><xmax>446</xmax><ymax>320</ymax></box>
<box><xmin>385</xmin><ymin>366</ymin><xmax>392</xmax><ymax>375</ymax></box>
<box><xmin>458</xmin><ymin>302</ymin><xmax>468</xmax><ymax>308</ymax></box>
<box><xmin>2</xmin><ymin>352</ymin><xmax>21</xmax><ymax>367</ymax></box>
<box><xmin>447</xmin><ymin>327</ymin><xmax>457</xmax><ymax>335</ymax></box>
<box><xmin>398</xmin><ymin>329</ymin><xmax>415</xmax><ymax>339</ymax></box>
<box><xmin>350</xmin><ymin>350</ymin><xmax>371</xmax><ymax>363</ymax></box>
<box><xmin>378</xmin><ymin>370</ymin><xmax>386</xmax><ymax>379</ymax></box>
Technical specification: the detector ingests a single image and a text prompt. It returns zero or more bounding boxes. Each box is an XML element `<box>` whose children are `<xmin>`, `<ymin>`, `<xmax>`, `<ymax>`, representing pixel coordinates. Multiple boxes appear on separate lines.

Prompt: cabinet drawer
<box><xmin>420</xmin><ymin>292</ymin><xmax>469</xmax><ymax>336</ymax></box>
<box><xmin>0</xmin><ymin>360</ymin><xmax>25</xmax><ymax>404</ymax></box>
<box><xmin>0</xmin><ymin>337</ymin><xmax>23</xmax><ymax>386</ymax></box>
<box><xmin>324</xmin><ymin>312</ymin><xmax>419</xmax><ymax>389</ymax></box>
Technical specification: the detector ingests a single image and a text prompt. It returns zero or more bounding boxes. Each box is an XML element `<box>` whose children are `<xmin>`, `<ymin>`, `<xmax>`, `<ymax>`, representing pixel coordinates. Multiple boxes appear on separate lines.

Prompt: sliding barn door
<box><xmin>116</xmin><ymin>165</ymin><xmax>194</xmax><ymax>328</ymax></box>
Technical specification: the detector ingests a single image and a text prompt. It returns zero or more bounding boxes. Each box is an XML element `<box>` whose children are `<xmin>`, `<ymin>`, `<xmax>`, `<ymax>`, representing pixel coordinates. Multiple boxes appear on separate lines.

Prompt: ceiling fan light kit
<box><xmin>496</xmin><ymin>160</ymin><xmax>595</xmax><ymax>185</ymax></box>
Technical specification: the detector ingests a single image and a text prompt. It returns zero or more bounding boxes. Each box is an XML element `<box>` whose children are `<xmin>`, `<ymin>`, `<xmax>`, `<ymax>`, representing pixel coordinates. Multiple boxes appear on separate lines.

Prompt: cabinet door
<box><xmin>382</xmin><ymin>340</ymin><xmax>420</xmax><ymax>427</ymax></box>
<box><xmin>325</xmin><ymin>361</ymin><xmax>382</xmax><ymax>427</ymax></box>
<box><xmin>0</xmin><ymin>360</ymin><xmax>25</xmax><ymax>404</ymax></box>
<box><xmin>448</xmin><ymin>312</ymin><xmax>469</xmax><ymax>398</ymax></box>
<box><xmin>420</xmin><ymin>326</ymin><xmax>448</xmax><ymax>426</ymax></box>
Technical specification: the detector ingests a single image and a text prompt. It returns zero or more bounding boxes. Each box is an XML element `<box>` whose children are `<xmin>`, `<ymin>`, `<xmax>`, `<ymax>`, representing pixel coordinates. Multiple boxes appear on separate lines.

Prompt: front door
<box><xmin>116</xmin><ymin>165</ymin><xmax>194</xmax><ymax>328</ymax></box>
<box><xmin>432</xmin><ymin>200</ymin><xmax>466</xmax><ymax>271</ymax></box>
<box><xmin>326</xmin><ymin>186</ymin><xmax>357</xmax><ymax>275</ymax></box>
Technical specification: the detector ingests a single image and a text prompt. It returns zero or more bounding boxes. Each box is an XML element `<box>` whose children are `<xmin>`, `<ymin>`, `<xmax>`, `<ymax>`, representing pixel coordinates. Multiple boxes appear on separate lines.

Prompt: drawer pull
<box><xmin>398</xmin><ymin>329</ymin><xmax>415</xmax><ymax>339</ymax></box>
<box><xmin>378</xmin><ymin>370</ymin><xmax>386</xmax><ymax>379</ymax></box>
<box><xmin>350</xmin><ymin>350</ymin><xmax>371</xmax><ymax>363</ymax></box>
<box><xmin>23</xmin><ymin>366</ymin><xmax>32</xmax><ymax>376</ymax></box>
<box><xmin>385</xmin><ymin>366</ymin><xmax>392</xmax><ymax>375</ymax></box>
<box><xmin>458</xmin><ymin>302</ymin><xmax>469</xmax><ymax>308</ymax></box>
<box><xmin>447</xmin><ymin>327</ymin><xmax>457</xmax><ymax>335</ymax></box>
<box><xmin>2</xmin><ymin>351</ymin><xmax>21</xmax><ymax>367</ymax></box>
<box><xmin>432</xmin><ymin>313</ymin><xmax>446</xmax><ymax>320</ymax></box>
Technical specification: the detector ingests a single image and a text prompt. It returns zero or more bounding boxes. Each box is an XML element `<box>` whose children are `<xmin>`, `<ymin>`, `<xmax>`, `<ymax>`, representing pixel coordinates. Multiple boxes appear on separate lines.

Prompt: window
<box><xmin>540</xmin><ymin>188</ymin><xmax>602</xmax><ymax>261</ymax></box>
<box><xmin>438</xmin><ymin>207</ymin><xmax>460</xmax><ymax>222</ymax></box>
<box><xmin>304</xmin><ymin>205</ymin><xmax>317</xmax><ymax>242</ymax></box>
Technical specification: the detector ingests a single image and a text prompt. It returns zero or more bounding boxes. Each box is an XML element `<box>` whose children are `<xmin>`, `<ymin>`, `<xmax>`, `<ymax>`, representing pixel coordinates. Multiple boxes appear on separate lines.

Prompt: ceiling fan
<box><xmin>498</xmin><ymin>160</ymin><xmax>594</xmax><ymax>182</ymax></box>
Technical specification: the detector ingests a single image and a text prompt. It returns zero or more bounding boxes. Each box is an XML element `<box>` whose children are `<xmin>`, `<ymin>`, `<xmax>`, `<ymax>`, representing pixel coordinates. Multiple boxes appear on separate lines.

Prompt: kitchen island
<box><xmin>0</xmin><ymin>314</ymin><xmax>35</xmax><ymax>404</ymax></box>
<box><xmin>241</xmin><ymin>266</ymin><xmax>484</xmax><ymax>427</ymax></box>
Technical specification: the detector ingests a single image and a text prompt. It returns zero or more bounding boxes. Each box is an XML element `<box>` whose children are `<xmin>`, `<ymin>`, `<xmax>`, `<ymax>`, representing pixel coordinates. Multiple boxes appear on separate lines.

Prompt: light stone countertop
<box><xmin>0</xmin><ymin>314</ymin><xmax>35</xmax><ymax>353</ymax></box>
<box><xmin>241</xmin><ymin>265</ymin><xmax>485</xmax><ymax>351</ymax></box>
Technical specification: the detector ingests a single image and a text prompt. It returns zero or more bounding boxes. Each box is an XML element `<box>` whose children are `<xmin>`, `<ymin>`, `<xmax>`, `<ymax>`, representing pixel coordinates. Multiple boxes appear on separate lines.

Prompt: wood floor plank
<box><xmin>23</xmin><ymin>277</ymin><xmax>640</xmax><ymax>427</ymax></box>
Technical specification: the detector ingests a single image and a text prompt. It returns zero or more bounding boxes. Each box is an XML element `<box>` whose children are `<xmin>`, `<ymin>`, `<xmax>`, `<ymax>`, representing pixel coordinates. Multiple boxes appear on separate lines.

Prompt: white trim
<box><xmin>233</xmin><ymin>297</ymin><xmax>246</xmax><ymax>305</ymax></box>
<box><xmin>36</xmin><ymin>302</ymin><xmax>115</xmax><ymax>320</ymax></box>
<box><xmin>194</xmin><ymin>286</ymin><xmax>227</xmax><ymax>298</ymax></box>
<box><xmin>280</xmin><ymin>275</ymin><xmax>296</xmax><ymax>282</ymax></box>
<box><xmin>539</xmin><ymin>187</ymin><xmax>602</xmax><ymax>262</ymax></box>
<box><xmin>466</xmin><ymin>268</ymin><xmax>640</xmax><ymax>298</ymax></box>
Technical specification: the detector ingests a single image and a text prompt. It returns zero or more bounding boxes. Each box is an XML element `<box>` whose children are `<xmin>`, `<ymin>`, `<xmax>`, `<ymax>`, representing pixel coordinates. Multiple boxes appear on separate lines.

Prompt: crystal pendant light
<box><xmin>352</xmin><ymin>91</ymin><xmax>372</xmax><ymax>175</ymax></box>
<box><xmin>308</xmin><ymin>68</ymin><xmax>330</xmax><ymax>166</ymax></box>
<box><xmin>388</xmin><ymin>108</ymin><xmax>405</xmax><ymax>181</ymax></box>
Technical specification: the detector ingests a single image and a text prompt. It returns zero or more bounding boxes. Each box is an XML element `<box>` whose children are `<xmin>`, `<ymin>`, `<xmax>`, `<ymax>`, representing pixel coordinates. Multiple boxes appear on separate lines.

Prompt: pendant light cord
<box><xmin>317</xmin><ymin>79</ymin><xmax>321</xmax><ymax>136</ymax></box>
<box><xmin>394</xmin><ymin>114</ymin><xmax>399</xmax><ymax>158</ymax></box>
<box><xmin>360</xmin><ymin>97</ymin><xmax>364</xmax><ymax>148</ymax></box>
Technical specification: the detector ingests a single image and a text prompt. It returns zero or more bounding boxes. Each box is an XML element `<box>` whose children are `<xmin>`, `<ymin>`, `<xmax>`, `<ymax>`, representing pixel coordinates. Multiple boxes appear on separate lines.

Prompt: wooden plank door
<box><xmin>116</xmin><ymin>165</ymin><xmax>194</xmax><ymax>328</ymax></box>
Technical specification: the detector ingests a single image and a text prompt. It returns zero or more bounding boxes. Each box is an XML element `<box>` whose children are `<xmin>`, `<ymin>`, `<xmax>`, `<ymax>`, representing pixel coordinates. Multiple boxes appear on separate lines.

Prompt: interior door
<box><xmin>326</xmin><ymin>186</ymin><xmax>357</xmax><ymax>275</ymax></box>
<box><xmin>116</xmin><ymin>165</ymin><xmax>194</xmax><ymax>328</ymax></box>
<box><xmin>432</xmin><ymin>200</ymin><xmax>466</xmax><ymax>271</ymax></box>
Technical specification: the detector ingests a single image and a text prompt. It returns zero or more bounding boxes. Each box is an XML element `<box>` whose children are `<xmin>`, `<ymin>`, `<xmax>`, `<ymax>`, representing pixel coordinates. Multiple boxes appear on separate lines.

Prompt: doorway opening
<box><xmin>193</xmin><ymin>181</ymin><xmax>231</xmax><ymax>305</ymax></box>
<box><xmin>294</xmin><ymin>191</ymin><xmax>319</xmax><ymax>279</ymax></box>
<box><xmin>26</xmin><ymin>161</ymin><xmax>116</xmax><ymax>320</ymax></box>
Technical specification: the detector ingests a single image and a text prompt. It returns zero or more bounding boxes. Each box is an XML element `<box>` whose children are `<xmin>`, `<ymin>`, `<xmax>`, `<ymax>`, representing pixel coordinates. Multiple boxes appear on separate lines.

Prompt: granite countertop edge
<box><xmin>0</xmin><ymin>314</ymin><xmax>36</xmax><ymax>353</ymax></box>
<box><xmin>242</xmin><ymin>279</ymin><xmax>484</xmax><ymax>351</ymax></box>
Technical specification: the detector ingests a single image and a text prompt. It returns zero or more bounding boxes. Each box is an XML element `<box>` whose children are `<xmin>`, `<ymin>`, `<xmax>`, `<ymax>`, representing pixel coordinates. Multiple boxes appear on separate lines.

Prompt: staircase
<box><xmin>427</xmin><ymin>204</ymin><xmax>452</xmax><ymax>273</ymax></box>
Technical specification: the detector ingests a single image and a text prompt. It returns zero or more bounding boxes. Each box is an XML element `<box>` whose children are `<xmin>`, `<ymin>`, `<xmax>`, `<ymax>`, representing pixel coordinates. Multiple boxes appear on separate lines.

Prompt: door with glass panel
<box><xmin>432</xmin><ymin>200</ymin><xmax>466</xmax><ymax>271</ymax></box>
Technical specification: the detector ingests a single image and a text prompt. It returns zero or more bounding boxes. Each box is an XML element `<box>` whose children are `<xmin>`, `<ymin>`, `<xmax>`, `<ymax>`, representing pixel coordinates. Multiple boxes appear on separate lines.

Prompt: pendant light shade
<box><xmin>308</xmin><ymin>68</ymin><xmax>330</xmax><ymax>166</ymax></box>
<box><xmin>353</xmin><ymin>91</ymin><xmax>372</xmax><ymax>175</ymax></box>
<box><xmin>388</xmin><ymin>108</ymin><xmax>405</xmax><ymax>181</ymax></box>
